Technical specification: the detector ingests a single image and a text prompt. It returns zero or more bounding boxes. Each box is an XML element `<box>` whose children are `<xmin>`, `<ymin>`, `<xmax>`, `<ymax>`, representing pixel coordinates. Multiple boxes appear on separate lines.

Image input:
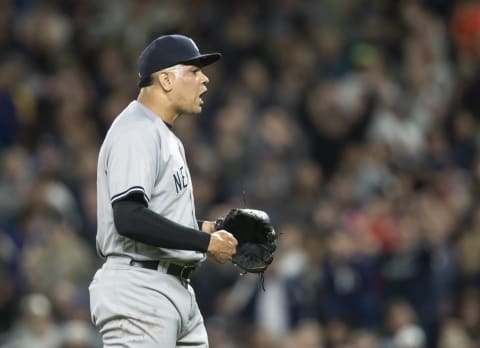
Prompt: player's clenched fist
<box><xmin>207</xmin><ymin>230</ymin><xmax>238</xmax><ymax>264</ymax></box>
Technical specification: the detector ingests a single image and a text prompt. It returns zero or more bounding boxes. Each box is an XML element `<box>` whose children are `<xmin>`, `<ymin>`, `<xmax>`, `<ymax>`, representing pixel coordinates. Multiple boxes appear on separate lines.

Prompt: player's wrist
<box><xmin>201</xmin><ymin>221</ymin><xmax>216</xmax><ymax>234</ymax></box>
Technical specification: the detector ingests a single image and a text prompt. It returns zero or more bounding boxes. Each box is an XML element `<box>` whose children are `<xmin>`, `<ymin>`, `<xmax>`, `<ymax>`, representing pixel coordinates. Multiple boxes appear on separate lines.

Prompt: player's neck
<box><xmin>137</xmin><ymin>90</ymin><xmax>178</xmax><ymax>126</ymax></box>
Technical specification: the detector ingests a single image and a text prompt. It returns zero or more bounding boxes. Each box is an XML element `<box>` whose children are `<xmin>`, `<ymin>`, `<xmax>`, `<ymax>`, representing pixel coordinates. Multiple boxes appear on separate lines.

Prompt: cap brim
<box><xmin>181</xmin><ymin>53</ymin><xmax>222</xmax><ymax>67</ymax></box>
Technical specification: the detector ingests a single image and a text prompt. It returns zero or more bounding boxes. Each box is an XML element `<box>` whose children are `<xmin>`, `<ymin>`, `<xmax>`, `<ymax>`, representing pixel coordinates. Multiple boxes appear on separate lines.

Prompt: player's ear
<box><xmin>156</xmin><ymin>71</ymin><xmax>174</xmax><ymax>92</ymax></box>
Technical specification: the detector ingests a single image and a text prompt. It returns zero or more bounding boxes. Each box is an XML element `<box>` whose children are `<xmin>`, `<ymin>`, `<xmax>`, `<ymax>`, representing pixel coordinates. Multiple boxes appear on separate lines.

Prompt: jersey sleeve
<box><xmin>106</xmin><ymin>125</ymin><xmax>158</xmax><ymax>205</ymax></box>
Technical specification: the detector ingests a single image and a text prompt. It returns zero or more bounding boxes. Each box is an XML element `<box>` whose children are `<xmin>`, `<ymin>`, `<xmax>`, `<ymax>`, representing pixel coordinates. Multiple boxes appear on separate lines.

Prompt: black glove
<box><xmin>215</xmin><ymin>208</ymin><xmax>277</xmax><ymax>274</ymax></box>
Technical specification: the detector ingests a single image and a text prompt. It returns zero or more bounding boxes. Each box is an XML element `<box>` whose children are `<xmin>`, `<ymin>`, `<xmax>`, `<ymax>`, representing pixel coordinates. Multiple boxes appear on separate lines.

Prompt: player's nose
<box><xmin>200</xmin><ymin>71</ymin><xmax>209</xmax><ymax>84</ymax></box>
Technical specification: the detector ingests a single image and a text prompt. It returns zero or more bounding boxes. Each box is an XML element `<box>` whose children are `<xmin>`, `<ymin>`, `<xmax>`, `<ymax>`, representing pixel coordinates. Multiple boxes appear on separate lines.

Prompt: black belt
<box><xmin>129</xmin><ymin>259</ymin><xmax>197</xmax><ymax>280</ymax></box>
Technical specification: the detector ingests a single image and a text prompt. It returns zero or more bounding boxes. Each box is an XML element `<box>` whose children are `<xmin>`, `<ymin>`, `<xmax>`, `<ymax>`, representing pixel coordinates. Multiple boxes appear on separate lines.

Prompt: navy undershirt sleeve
<box><xmin>112</xmin><ymin>194</ymin><xmax>211</xmax><ymax>252</ymax></box>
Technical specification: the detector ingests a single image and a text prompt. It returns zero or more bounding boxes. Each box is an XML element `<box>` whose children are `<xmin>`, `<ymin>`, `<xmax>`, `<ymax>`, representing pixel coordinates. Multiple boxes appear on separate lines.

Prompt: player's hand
<box><xmin>207</xmin><ymin>230</ymin><xmax>238</xmax><ymax>264</ymax></box>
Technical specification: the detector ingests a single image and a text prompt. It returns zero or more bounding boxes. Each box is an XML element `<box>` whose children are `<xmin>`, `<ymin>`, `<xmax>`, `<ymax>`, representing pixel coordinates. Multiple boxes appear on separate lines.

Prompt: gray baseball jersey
<box><xmin>96</xmin><ymin>100</ymin><xmax>204</xmax><ymax>263</ymax></box>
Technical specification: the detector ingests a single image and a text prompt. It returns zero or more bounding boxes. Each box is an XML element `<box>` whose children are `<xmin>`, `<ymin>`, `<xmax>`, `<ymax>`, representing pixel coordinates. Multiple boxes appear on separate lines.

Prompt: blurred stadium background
<box><xmin>2</xmin><ymin>0</ymin><xmax>480</xmax><ymax>347</ymax></box>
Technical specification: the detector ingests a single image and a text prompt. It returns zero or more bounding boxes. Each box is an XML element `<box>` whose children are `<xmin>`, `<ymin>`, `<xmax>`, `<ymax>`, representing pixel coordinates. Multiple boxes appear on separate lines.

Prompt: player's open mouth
<box><xmin>199</xmin><ymin>90</ymin><xmax>208</xmax><ymax>105</ymax></box>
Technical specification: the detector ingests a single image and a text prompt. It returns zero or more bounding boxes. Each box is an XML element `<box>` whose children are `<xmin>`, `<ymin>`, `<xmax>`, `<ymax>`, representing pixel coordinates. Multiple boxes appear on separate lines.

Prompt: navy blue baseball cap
<box><xmin>138</xmin><ymin>34</ymin><xmax>221</xmax><ymax>87</ymax></box>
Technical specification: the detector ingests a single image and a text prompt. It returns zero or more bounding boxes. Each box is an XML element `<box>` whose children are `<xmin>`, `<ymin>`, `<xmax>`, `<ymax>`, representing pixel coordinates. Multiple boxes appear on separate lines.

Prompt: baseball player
<box><xmin>89</xmin><ymin>34</ymin><xmax>238</xmax><ymax>347</ymax></box>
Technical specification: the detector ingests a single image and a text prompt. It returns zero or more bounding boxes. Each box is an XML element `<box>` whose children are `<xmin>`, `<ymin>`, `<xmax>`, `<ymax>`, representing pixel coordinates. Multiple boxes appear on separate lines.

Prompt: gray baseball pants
<box><xmin>89</xmin><ymin>256</ymin><xmax>208</xmax><ymax>348</ymax></box>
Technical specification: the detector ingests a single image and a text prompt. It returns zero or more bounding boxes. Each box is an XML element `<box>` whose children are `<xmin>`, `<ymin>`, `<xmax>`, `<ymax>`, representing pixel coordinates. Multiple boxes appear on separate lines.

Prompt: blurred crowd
<box><xmin>1</xmin><ymin>0</ymin><xmax>480</xmax><ymax>347</ymax></box>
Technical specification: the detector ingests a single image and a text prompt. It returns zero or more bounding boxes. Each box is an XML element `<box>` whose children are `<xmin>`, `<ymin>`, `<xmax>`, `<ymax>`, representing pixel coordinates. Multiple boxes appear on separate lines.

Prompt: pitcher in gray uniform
<box><xmin>89</xmin><ymin>34</ymin><xmax>238</xmax><ymax>348</ymax></box>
